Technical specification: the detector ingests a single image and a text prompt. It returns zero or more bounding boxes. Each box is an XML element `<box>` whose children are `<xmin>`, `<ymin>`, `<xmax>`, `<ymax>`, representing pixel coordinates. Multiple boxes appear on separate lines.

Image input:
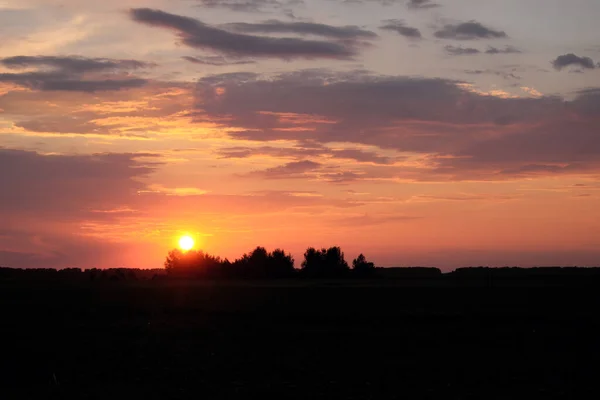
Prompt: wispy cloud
<box><xmin>445</xmin><ymin>45</ymin><xmax>480</xmax><ymax>56</ymax></box>
<box><xmin>407</xmin><ymin>0</ymin><xmax>440</xmax><ymax>10</ymax></box>
<box><xmin>485</xmin><ymin>46</ymin><xmax>522</xmax><ymax>55</ymax></box>
<box><xmin>194</xmin><ymin>0</ymin><xmax>299</xmax><ymax>13</ymax></box>
<box><xmin>182</xmin><ymin>55</ymin><xmax>256</xmax><ymax>66</ymax></box>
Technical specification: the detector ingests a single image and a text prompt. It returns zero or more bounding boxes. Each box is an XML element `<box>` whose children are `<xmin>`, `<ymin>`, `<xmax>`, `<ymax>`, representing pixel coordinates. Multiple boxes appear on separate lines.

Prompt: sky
<box><xmin>1</xmin><ymin>0</ymin><xmax>600</xmax><ymax>270</ymax></box>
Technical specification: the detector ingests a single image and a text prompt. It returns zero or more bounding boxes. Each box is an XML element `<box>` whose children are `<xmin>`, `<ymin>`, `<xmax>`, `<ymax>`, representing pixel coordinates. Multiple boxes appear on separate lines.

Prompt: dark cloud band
<box><xmin>0</xmin><ymin>55</ymin><xmax>152</xmax><ymax>92</ymax></box>
<box><xmin>1</xmin><ymin>56</ymin><xmax>152</xmax><ymax>73</ymax></box>
<box><xmin>193</xmin><ymin>70</ymin><xmax>600</xmax><ymax>181</ymax></box>
<box><xmin>225</xmin><ymin>20</ymin><xmax>378</xmax><ymax>39</ymax></box>
<box><xmin>129</xmin><ymin>8</ymin><xmax>357</xmax><ymax>59</ymax></box>
<box><xmin>434</xmin><ymin>21</ymin><xmax>507</xmax><ymax>40</ymax></box>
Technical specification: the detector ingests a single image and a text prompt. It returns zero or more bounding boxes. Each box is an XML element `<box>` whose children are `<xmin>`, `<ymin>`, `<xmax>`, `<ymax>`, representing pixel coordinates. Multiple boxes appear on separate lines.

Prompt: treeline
<box><xmin>2</xmin><ymin>254</ymin><xmax>599</xmax><ymax>285</ymax></box>
<box><xmin>447</xmin><ymin>266</ymin><xmax>600</xmax><ymax>286</ymax></box>
<box><xmin>0</xmin><ymin>267</ymin><xmax>164</xmax><ymax>282</ymax></box>
<box><xmin>164</xmin><ymin>246</ymin><xmax>378</xmax><ymax>279</ymax></box>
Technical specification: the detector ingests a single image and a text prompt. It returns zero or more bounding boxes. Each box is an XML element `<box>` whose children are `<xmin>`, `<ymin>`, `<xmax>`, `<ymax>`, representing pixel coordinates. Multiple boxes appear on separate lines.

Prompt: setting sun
<box><xmin>179</xmin><ymin>235</ymin><xmax>195</xmax><ymax>251</ymax></box>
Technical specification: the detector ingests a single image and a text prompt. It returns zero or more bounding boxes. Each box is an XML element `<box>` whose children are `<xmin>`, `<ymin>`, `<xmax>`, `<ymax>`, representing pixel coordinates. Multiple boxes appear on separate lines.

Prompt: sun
<box><xmin>179</xmin><ymin>235</ymin><xmax>195</xmax><ymax>251</ymax></box>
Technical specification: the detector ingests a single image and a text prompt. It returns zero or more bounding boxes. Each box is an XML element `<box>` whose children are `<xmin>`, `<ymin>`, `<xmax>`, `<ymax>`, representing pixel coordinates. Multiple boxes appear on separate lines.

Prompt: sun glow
<box><xmin>179</xmin><ymin>235</ymin><xmax>195</xmax><ymax>251</ymax></box>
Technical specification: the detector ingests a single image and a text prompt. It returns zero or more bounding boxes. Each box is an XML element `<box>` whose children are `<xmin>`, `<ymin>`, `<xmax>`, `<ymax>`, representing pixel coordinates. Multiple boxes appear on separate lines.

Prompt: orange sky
<box><xmin>1</xmin><ymin>1</ymin><xmax>600</xmax><ymax>270</ymax></box>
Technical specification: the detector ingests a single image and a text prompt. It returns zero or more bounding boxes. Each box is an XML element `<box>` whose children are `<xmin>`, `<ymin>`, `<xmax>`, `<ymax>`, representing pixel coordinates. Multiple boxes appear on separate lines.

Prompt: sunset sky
<box><xmin>1</xmin><ymin>0</ymin><xmax>599</xmax><ymax>270</ymax></box>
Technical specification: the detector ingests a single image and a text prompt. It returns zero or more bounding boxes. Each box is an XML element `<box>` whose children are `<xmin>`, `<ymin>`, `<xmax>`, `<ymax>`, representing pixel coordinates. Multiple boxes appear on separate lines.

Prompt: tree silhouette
<box><xmin>232</xmin><ymin>247</ymin><xmax>295</xmax><ymax>278</ymax></box>
<box><xmin>164</xmin><ymin>249</ymin><xmax>223</xmax><ymax>278</ymax></box>
<box><xmin>267</xmin><ymin>248</ymin><xmax>295</xmax><ymax>278</ymax></box>
<box><xmin>301</xmin><ymin>247</ymin><xmax>349</xmax><ymax>278</ymax></box>
<box><xmin>232</xmin><ymin>246</ymin><xmax>268</xmax><ymax>278</ymax></box>
<box><xmin>352</xmin><ymin>253</ymin><xmax>376</xmax><ymax>277</ymax></box>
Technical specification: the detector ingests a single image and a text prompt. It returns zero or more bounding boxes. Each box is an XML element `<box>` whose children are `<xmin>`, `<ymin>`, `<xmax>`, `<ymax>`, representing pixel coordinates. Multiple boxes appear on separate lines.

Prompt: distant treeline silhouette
<box><xmin>164</xmin><ymin>246</ymin><xmax>379</xmax><ymax>279</ymax></box>
<box><xmin>1</xmin><ymin>247</ymin><xmax>600</xmax><ymax>285</ymax></box>
<box><xmin>0</xmin><ymin>267</ymin><xmax>164</xmax><ymax>282</ymax></box>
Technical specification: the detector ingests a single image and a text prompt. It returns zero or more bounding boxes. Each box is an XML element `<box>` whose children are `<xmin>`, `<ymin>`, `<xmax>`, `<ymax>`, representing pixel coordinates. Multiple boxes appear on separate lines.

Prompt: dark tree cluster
<box><xmin>301</xmin><ymin>247</ymin><xmax>350</xmax><ymax>278</ymax></box>
<box><xmin>164</xmin><ymin>246</ymin><xmax>376</xmax><ymax>279</ymax></box>
<box><xmin>230</xmin><ymin>247</ymin><xmax>295</xmax><ymax>278</ymax></box>
<box><xmin>164</xmin><ymin>249</ymin><xmax>226</xmax><ymax>278</ymax></box>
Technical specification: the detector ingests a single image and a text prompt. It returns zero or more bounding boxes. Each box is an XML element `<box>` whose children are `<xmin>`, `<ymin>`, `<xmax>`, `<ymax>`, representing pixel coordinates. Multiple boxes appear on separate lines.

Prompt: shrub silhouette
<box><xmin>301</xmin><ymin>247</ymin><xmax>349</xmax><ymax>278</ymax></box>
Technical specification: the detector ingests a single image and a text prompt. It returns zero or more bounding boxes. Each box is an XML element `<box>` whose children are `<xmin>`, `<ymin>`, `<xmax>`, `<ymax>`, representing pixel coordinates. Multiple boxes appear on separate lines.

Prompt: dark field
<box><xmin>2</xmin><ymin>280</ymin><xmax>600</xmax><ymax>399</ymax></box>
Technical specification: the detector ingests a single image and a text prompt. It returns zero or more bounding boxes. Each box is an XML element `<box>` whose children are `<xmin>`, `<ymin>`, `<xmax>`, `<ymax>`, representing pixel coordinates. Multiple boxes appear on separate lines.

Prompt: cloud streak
<box><xmin>434</xmin><ymin>21</ymin><xmax>507</xmax><ymax>40</ymax></box>
<box><xmin>407</xmin><ymin>0</ymin><xmax>440</xmax><ymax>10</ymax></box>
<box><xmin>129</xmin><ymin>8</ymin><xmax>357</xmax><ymax>59</ymax></box>
<box><xmin>182</xmin><ymin>55</ymin><xmax>256</xmax><ymax>66</ymax></box>
<box><xmin>444</xmin><ymin>45</ymin><xmax>522</xmax><ymax>56</ymax></box>
<box><xmin>379</xmin><ymin>20</ymin><xmax>422</xmax><ymax>39</ymax></box>
<box><xmin>1</xmin><ymin>56</ymin><xmax>152</xmax><ymax>73</ymax></box>
<box><xmin>486</xmin><ymin>46</ymin><xmax>521</xmax><ymax>54</ymax></box>
<box><xmin>225</xmin><ymin>20</ymin><xmax>378</xmax><ymax>39</ymax></box>
<box><xmin>217</xmin><ymin>144</ymin><xmax>395</xmax><ymax>164</ymax></box>
<box><xmin>0</xmin><ymin>55</ymin><xmax>151</xmax><ymax>92</ymax></box>
<box><xmin>195</xmin><ymin>0</ymin><xmax>294</xmax><ymax>12</ymax></box>
<box><xmin>249</xmin><ymin>160</ymin><xmax>322</xmax><ymax>179</ymax></box>
<box><xmin>445</xmin><ymin>45</ymin><xmax>480</xmax><ymax>56</ymax></box>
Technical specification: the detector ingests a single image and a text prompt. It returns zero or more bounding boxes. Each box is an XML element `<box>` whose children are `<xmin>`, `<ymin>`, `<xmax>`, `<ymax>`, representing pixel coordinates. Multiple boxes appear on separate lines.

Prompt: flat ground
<box><xmin>1</xmin><ymin>280</ymin><xmax>599</xmax><ymax>399</ymax></box>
